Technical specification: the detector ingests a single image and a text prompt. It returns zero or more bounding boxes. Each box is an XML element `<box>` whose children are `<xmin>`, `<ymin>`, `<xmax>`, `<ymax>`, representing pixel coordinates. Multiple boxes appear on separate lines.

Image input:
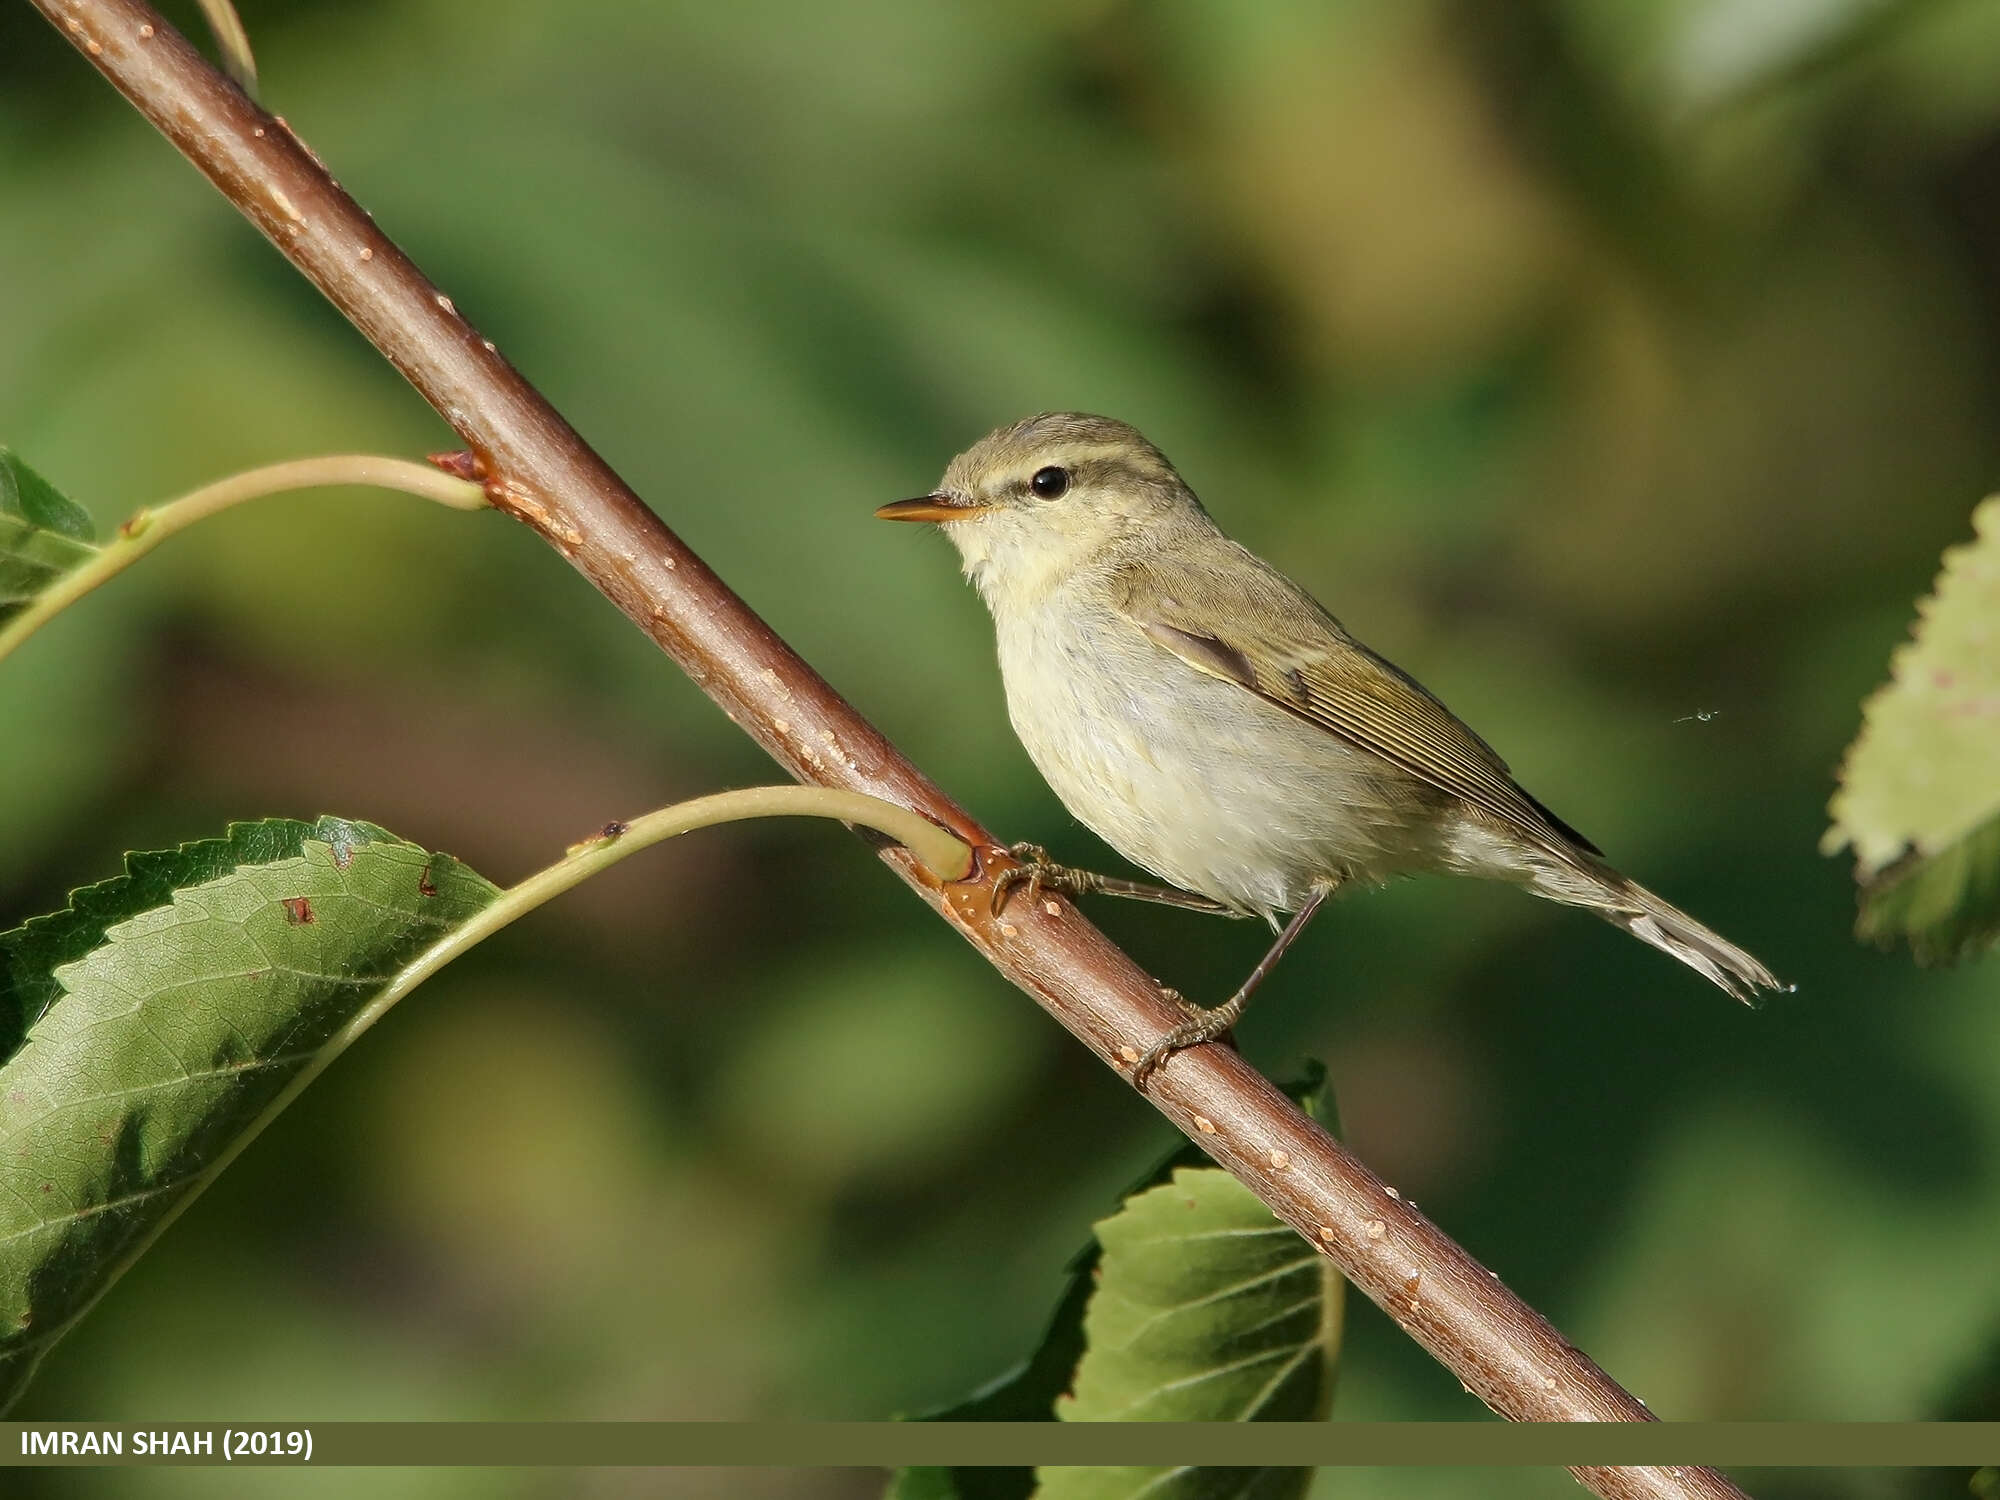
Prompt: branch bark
<box><xmin>31</xmin><ymin>3</ymin><xmax>1748</xmax><ymax>1495</ymax></box>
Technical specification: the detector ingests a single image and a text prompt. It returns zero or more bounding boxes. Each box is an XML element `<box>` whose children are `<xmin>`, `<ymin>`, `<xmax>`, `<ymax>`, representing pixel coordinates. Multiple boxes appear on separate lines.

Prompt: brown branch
<box><xmin>32</xmin><ymin>3</ymin><xmax>1747</xmax><ymax>1495</ymax></box>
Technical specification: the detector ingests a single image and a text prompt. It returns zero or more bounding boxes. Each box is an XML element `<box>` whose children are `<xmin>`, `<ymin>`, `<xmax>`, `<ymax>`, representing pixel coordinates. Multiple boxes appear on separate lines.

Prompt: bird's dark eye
<box><xmin>1030</xmin><ymin>466</ymin><xmax>1071</xmax><ymax>500</ymax></box>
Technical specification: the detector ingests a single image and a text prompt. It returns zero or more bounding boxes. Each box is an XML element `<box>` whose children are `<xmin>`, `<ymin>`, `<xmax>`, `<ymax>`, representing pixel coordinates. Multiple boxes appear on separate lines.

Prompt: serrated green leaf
<box><xmin>931</xmin><ymin>1271</ymin><xmax>1098</xmax><ymax>1425</ymax></box>
<box><xmin>1825</xmin><ymin>496</ymin><xmax>2000</xmax><ymax>964</ymax></box>
<box><xmin>1059</xmin><ymin>1166</ymin><xmax>1341</xmax><ymax>1423</ymax></box>
<box><xmin>0</xmin><ymin>449</ymin><xmax>98</xmax><ymax>632</ymax></box>
<box><xmin>1855</xmin><ymin>804</ymin><xmax>2000</xmax><ymax>965</ymax></box>
<box><xmin>0</xmin><ymin>449</ymin><xmax>95</xmax><ymax>543</ymax></box>
<box><xmin>0</xmin><ymin>817</ymin><xmax>399</xmax><ymax>1060</ymax></box>
<box><xmin>886</xmin><ymin>1071</ymin><xmax>1337</xmax><ymax>1500</ymax></box>
<box><xmin>1037</xmin><ymin>1165</ymin><xmax>1341</xmax><ymax>1500</ymax></box>
<box><xmin>0</xmin><ymin>818</ymin><xmax>498</xmax><ymax>1408</ymax></box>
<box><xmin>885</xmin><ymin>1270</ymin><xmax>1092</xmax><ymax>1500</ymax></box>
<box><xmin>1034</xmin><ymin>1071</ymin><xmax>1342</xmax><ymax>1500</ymax></box>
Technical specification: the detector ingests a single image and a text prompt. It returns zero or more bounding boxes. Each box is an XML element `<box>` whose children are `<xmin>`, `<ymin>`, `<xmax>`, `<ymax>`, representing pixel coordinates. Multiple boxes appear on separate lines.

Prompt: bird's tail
<box><xmin>1598</xmin><ymin>876</ymin><xmax>1783</xmax><ymax>1002</ymax></box>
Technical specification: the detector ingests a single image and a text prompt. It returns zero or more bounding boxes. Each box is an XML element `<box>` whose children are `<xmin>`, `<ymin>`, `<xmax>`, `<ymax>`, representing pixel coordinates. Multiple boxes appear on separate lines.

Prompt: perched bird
<box><xmin>878</xmin><ymin>413</ymin><xmax>1780</xmax><ymax>1085</ymax></box>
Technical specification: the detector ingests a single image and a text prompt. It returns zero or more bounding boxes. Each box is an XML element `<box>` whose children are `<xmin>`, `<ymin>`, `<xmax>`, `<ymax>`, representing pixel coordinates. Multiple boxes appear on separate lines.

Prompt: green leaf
<box><xmin>1041</xmin><ymin>1069</ymin><xmax>1341</xmax><ymax>1500</ymax></box>
<box><xmin>1035</xmin><ymin>1165</ymin><xmax>1342</xmax><ymax>1500</ymax></box>
<box><xmin>0</xmin><ymin>818</ymin><xmax>498</xmax><ymax>1409</ymax></box>
<box><xmin>885</xmin><ymin>1070</ymin><xmax>1339</xmax><ymax>1500</ymax></box>
<box><xmin>1854</xmin><ymin>806</ymin><xmax>2000</xmax><ymax>967</ymax></box>
<box><xmin>886</xmin><ymin>1271</ymin><xmax>1093</xmax><ymax>1500</ymax></box>
<box><xmin>0</xmin><ymin>449</ymin><xmax>95</xmax><ymax>543</ymax></box>
<box><xmin>935</xmin><ymin>1270</ymin><xmax>1098</xmax><ymax>1424</ymax></box>
<box><xmin>1058</xmin><ymin>1165</ymin><xmax>1341</xmax><ymax>1423</ymax></box>
<box><xmin>0</xmin><ymin>449</ymin><xmax>97</xmax><ymax>628</ymax></box>
<box><xmin>0</xmin><ymin>817</ymin><xmax>394</xmax><ymax>1060</ymax></box>
<box><xmin>1825</xmin><ymin>496</ymin><xmax>2000</xmax><ymax>964</ymax></box>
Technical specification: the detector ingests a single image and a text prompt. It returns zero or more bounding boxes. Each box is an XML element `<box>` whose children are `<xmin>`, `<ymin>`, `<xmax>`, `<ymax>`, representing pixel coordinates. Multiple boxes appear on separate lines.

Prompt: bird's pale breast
<box><xmin>992</xmin><ymin>580</ymin><xmax>1451</xmax><ymax>921</ymax></box>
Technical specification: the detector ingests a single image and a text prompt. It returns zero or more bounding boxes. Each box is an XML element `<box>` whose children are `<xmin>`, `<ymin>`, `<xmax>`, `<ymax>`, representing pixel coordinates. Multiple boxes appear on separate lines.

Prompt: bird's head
<box><xmin>877</xmin><ymin>412</ymin><xmax>1204</xmax><ymax>607</ymax></box>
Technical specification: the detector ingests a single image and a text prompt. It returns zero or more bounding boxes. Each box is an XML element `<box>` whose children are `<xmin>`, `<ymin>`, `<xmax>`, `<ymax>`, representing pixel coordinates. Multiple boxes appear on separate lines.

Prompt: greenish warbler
<box><xmin>878</xmin><ymin>413</ymin><xmax>1781</xmax><ymax>1085</ymax></box>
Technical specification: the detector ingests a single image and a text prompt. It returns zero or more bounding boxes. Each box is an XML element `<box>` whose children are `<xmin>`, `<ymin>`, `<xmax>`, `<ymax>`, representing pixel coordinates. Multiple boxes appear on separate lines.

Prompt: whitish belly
<box><xmin>994</xmin><ymin>606</ymin><xmax>1436</xmax><ymax>919</ymax></box>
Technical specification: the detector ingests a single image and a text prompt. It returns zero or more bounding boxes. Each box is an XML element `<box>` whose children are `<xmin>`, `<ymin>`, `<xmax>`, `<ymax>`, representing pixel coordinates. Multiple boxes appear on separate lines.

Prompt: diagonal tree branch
<box><xmin>29</xmin><ymin>3</ymin><xmax>1748</xmax><ymax>1495</ymax></box>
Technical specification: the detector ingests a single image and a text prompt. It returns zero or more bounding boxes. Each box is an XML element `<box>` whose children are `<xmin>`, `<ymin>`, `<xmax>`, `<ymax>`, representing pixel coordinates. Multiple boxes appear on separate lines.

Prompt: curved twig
<box><xmin>0</xmin><ymin>454</ymin><xmax>486</xmax><ymax>664</ymax></box>
<box><xmin>29</xmin><ymin>5</ymin><xmax>1749</xmax><ymax>1496</ymax></box>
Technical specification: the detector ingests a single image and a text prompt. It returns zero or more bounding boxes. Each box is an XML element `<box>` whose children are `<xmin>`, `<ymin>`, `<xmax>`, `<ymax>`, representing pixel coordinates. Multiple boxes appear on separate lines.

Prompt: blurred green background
<box><xmin>3</xmin><ymin>0</ymin><xmax>1999</xmax><ymax>1495</ymax></box>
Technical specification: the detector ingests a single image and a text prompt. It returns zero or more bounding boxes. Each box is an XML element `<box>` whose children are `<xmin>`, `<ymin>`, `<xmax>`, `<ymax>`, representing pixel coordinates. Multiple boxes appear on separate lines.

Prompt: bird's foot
<box><xmin>990</xmin><ymin>842</ymin><xmax>1094</xmax><ymax>916</ymax></box>
<box><xmin>1154</xmin><ymin>986</ymin><xmax>1208</xmax><ymax>1023</ymax></box>
<box><xmin>990</xmin><ymin>847</ymin><xmax>1237</xmax><ymax>919</ymax></box>
<box><xmin>1131</xmin><ymin>991</ymin><xmax>1246</xmax><ymax>1090</ymax></box>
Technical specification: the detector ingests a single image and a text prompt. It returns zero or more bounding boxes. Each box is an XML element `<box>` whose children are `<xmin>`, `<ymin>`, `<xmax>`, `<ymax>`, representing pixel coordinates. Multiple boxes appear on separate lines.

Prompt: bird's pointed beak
<box><xmin>875</xmin><ymin>493</ymin><xmax>989</xmax><ymax>523</ymax></box>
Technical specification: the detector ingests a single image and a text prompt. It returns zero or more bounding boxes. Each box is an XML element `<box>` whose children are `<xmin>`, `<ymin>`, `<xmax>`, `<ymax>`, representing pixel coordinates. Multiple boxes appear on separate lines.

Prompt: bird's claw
<box><xmin>990</xmin><ymin>842</ymin><xmax>1056</xmax><ymax>916</ymax></box>
<box><xmin>1130</xmin><ymin>991</ymin><xmax>1244</xmax><ymax>1090</ymax></box>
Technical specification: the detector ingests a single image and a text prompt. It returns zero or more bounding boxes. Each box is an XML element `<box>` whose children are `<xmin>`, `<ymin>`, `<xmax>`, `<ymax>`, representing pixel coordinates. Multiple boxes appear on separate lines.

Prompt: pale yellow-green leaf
<box><xmin>1826</xmin><ymin>497</ymin><xmax>2000</xmax><ymax>962</ymax></box>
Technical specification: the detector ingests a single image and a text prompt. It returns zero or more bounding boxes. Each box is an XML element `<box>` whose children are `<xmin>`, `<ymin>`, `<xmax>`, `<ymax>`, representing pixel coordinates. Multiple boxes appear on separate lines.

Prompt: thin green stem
<box><xmin>193</xmin><ymin>0</ymin><xmax>257</xmax><ymax>96</ymax></box>
<box><xmin>356</xmin><ymin>788</ymin><xmax>970</xmax><ymax>1053</ymax></box>
<box><xmin>0</xmin><ymin>454</ymin><xmax>487</xmax><ymax>665</ymax></box>
<box><xmin>4</xmin><ymin>786</ymin><xmax>969</xmax><ymax>1405</ymax></box>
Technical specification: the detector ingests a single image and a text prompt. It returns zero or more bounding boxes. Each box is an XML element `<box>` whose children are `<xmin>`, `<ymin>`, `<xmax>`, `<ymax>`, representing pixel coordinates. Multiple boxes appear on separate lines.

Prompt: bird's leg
<box><xmin>1131</xmin><ymin>880</ymin><xmax>1336</xmax><ymax>1089</ymax></box>
<box><xmin>990</xmin><ymin>842</ymin><xmax>1239</xmax><ymax>919</ymax></box>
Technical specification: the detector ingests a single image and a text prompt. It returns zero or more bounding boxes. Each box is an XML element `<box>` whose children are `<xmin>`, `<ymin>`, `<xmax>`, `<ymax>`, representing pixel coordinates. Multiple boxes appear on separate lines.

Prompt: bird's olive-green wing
<box><xmin>1112</xmin><ymin>547</ymin><xmax>1600</xmax><ymax>859</ymax></box>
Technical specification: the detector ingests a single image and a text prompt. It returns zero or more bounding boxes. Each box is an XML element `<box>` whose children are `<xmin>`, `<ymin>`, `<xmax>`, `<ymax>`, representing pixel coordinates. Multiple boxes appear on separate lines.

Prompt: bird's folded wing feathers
<box><xmin>1112</xmin><ymin>548</ymin><xmax>1601</xmax><ymax>860</ymax></box>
